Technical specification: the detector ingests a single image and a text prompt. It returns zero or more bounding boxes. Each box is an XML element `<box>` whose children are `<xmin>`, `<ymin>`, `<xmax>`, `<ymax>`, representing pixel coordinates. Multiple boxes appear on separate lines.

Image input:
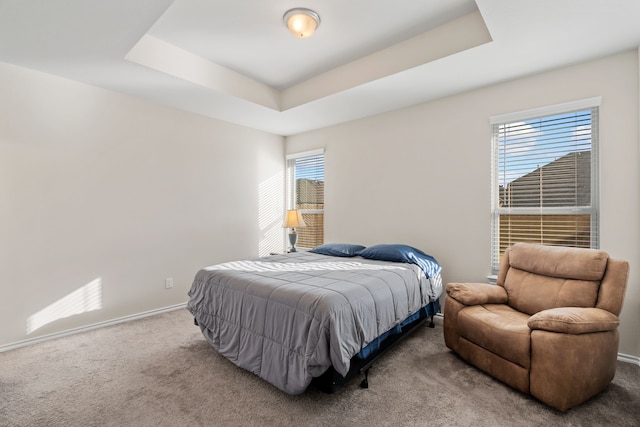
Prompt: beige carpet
<box><xmin>1</xmin><ymin>309</ymin><xmax>638</xmax><ymax>427</ymax></box>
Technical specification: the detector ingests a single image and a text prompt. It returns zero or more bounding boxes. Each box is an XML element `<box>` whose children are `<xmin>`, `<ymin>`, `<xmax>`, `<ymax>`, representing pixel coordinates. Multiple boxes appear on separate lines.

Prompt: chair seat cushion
<box><xmin>458</xmin><ymin>304</ymin><xmax>531</xmax><ymax>369</ymax></box>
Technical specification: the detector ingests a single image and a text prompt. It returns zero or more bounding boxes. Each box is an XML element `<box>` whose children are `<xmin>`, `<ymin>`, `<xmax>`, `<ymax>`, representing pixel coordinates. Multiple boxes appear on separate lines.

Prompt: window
<box><xmin>286</xmin><ymin>149</ymin><xmax>324</xmax><ymax>249</ymax></box>
<box><xmin>490</xmin><ymin>98</ymin><xmax>600</xmax><ymax>273</ymax></box>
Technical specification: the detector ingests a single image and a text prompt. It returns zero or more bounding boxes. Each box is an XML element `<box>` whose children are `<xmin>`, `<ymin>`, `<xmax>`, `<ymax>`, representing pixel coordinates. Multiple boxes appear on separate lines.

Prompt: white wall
<box><xmin>2</xmin><ymin>50</ymin><xmax>638</xmax><ymax>359</ymax></box>
<box><xmin>637</xmin><ymin>46</ymin><xmax>640</xmax><ymax>359</ymax></box>
<box><xmin>286</xmin><ymin>51</ymin><xmax>640</xmax><ymax>358</ymax></box>
<box><xmin>0</xmin><ymin>62</ymin><xmax>285</xmax><ymax>346</ymax></box>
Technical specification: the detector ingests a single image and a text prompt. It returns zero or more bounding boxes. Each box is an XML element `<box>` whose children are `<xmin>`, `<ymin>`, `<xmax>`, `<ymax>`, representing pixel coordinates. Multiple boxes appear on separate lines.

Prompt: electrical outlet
<box><xmin>165</xmin><ymin>277</ymin><xmax>174</xmax><ymax>289</ymax></box>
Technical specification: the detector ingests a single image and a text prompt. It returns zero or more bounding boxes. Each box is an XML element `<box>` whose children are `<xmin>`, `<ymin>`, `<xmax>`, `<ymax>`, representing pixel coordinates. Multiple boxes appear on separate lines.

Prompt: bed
<box><xmin>186</xmin><ymin>243</ymin><xmax>442</xmax><ymax>395</ymax></box>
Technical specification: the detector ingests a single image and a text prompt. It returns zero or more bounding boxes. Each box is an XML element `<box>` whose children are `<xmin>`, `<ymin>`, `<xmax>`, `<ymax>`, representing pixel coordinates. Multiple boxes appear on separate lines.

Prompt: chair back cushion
<box><xmin>503</xmin><ymin>243</ymin><xmax>609</xmax><ymax>315</ymax></box>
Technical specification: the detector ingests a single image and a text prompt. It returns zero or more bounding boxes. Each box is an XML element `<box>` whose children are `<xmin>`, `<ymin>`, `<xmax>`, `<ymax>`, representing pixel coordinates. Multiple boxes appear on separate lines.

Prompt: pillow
<box><xmin>358</xmin><ymin>244</ymin><xmax>442</xmax><ymax>278</ymax></box>
<box><xmin>309</xmin><ymin>243</ymin><xmax>366</xmax><ymax>257</ymax></box>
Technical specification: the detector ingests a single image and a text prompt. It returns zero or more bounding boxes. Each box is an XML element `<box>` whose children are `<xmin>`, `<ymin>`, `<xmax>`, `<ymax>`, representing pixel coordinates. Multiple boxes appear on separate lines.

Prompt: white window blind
<box><xmin>286</xmin><ymin>150</ymin><xmax>324</xmax><ymax>249</ymax></box>
<box><xmin>490</xmin><ymin>101</ymin><xmax>599</xmax><ymax>273</ymax></box>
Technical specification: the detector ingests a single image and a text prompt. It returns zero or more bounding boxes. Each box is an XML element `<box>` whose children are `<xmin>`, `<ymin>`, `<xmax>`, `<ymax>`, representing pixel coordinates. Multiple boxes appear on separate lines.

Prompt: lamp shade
<box><xmin>282</xmin><ymin>210</ymin><xmax>306</xmax><ymax>228</ymax></box>
<box><xmin>284</xmin><ymin>8</ymin><xmax>320</xmax><ymax>39</ymax></box>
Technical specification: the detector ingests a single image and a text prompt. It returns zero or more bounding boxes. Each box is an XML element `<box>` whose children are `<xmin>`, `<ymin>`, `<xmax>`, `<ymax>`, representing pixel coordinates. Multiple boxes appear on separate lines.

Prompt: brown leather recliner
<box><xmin>443</xmin><ymin>243</ymin><xmax>629</xmax><ymax>411</ymax></box>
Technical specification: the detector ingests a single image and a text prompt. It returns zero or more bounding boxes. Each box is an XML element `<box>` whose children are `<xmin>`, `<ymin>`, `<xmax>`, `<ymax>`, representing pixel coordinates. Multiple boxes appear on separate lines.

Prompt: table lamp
<box><xmin>282</xmin><ymin>210</ymin><xmax>306</xmax><ymax>252</ymax></box>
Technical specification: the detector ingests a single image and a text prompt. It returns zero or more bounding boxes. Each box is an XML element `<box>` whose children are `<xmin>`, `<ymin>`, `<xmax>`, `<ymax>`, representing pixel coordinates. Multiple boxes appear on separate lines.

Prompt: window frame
<box><xmin>490</xmin><ymin>98</ymin><xmax>600</xmax><ymax>273</ymax></box>
<box><xmin>285</xmin><ymin>148</ymin><xmax>325</xmax><ymax>249</ymax></box>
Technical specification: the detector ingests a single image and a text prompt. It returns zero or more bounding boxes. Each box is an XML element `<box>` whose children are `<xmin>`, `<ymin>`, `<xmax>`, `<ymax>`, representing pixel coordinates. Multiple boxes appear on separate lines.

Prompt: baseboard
<box><xmin>0</xmin><ymin>302</ymin><xmax>187</xmax><ymax>353</ymax></box>
<box><xmin>617</xmin><ymin>353</ymin><xmax>640</xmax><ymax>366</ymax></box>
<box><xmin>3</xmin><ymin>304</ymin><xmax>640</xmax><ymax>368</ymax></box>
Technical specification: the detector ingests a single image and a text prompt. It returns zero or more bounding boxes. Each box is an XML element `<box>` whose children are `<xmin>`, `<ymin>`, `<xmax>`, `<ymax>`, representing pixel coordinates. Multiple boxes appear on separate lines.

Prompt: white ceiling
<box><xmin>1</xmin><ymin>0</ymin><xmax>639</xmax><ymax>136</ymax></box>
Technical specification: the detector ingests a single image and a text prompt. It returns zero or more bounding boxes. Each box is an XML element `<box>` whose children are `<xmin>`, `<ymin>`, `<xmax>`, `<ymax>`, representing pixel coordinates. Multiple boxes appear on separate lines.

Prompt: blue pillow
<box><xmin>309</xmin><ymin>243</ymin><xmax>366</xmax><ymax>257</ymax></box>
<box><xmin>358</xmin><ymin>244</ymin><xmax>442</xmax><ymax>278</ymax></box>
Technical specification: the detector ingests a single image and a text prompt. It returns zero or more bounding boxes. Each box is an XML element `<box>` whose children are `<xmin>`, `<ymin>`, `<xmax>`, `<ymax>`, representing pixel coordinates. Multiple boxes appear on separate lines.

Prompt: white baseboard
<box><xmin>3</xmin><ymin>304</ymin><xmax>640</xmax><ymax>368</ymax></box>
<box><xmin>0</xmin><ymin>302</ymin><xmax>187</xmax><ymax>353</ymax></box>
<box><xmin>617</xmin><ymin>353</ymin><xmax>640</xmax><ymax>366</ymax></box>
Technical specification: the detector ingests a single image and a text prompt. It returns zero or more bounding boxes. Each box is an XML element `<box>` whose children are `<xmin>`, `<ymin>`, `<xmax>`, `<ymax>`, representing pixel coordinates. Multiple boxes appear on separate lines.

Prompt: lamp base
<box><xmin>288</xmin><ymin>231</ymin><xmax>298</xmax><ymax>252</ymax></box>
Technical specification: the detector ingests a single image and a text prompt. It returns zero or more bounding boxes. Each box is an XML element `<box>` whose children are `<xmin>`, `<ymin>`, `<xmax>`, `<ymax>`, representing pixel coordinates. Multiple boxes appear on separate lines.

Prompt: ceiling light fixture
<box><xmin>283</xmin><ymin>8</ymin><xmax>320</xmax><ymax>39</ymax></box>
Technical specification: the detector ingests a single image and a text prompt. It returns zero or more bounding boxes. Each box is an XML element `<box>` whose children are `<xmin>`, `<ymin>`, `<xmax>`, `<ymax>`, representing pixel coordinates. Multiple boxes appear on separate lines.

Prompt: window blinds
<box><xmin>491</xmin><ymin>106</ymin><xmax>598</xmax><ymax>272</ymax></box>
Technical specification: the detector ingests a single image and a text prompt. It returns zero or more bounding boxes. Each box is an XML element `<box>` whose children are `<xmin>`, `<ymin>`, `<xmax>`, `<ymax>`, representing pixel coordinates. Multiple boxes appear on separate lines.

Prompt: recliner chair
<box><xmin>443</xmin><ymin>243</ymin><xmax>629</xmax><ymax>411</ymax></box>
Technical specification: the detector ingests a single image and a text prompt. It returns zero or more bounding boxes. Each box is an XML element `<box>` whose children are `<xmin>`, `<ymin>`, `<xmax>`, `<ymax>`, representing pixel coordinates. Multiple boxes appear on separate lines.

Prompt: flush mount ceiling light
<box><xmin>283</xmin><ymin>8</ymin><xmax>320</xmax><ymax>39</ymax></box>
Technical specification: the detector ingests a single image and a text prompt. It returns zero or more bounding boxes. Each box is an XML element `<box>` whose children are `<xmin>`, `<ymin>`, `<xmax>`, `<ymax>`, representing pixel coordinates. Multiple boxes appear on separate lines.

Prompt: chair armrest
<box><xmin>528</xmin><ymin>307</ymin><xmax>619</xmax><ymax>334</ymax></box>
<box><xmin>445</xmin><ymin>282</ymin><xmax>508</xmax><ymax>306</ymax></box>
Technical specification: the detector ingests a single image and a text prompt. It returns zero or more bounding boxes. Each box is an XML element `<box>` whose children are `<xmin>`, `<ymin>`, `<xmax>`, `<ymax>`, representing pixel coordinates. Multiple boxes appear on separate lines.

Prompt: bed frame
<box><xmin>311</xmin><ymin>300</ymin><xmax>439</xmax><ymax>393</ymax></box>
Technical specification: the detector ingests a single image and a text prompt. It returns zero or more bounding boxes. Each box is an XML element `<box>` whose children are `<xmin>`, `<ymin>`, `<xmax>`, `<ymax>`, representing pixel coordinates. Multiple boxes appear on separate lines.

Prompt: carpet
<box><xmin>1</xmin><ymin>309</ymin><xmax>638</xmax><ymax>426</ymax></box>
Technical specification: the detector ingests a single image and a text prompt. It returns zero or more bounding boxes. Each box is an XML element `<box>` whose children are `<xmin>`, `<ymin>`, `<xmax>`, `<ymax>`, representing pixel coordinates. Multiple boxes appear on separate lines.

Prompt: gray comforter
<box><xmin>187</xmin><ymin>251</ymin><xmax>441</xmax><ymax>394</ymax></box>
